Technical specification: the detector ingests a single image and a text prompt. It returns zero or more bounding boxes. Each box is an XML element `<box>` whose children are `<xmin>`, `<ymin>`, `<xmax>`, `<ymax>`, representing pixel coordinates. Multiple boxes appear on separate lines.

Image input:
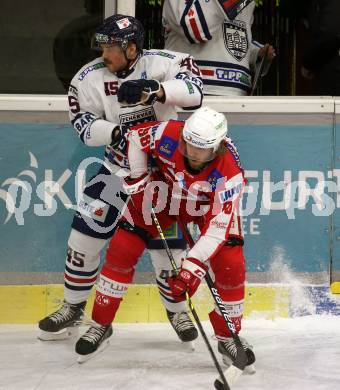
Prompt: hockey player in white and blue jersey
<box><xmin>38</xmin><ymin>14</ymin><xmax>203</xmax><ymax>346</ymax></box>
<box><xmin>162</xmin><ymin>0</ymin><xmax>275</xmax><ymax>96</ymax></box>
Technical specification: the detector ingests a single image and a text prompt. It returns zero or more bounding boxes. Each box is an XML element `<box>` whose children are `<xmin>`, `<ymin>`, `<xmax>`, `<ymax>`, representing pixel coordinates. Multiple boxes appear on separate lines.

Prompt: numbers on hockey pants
<box><xmin>67</xmin><ymin>247</ymin><xmax>85</xmax><ymax>268</ymax></box>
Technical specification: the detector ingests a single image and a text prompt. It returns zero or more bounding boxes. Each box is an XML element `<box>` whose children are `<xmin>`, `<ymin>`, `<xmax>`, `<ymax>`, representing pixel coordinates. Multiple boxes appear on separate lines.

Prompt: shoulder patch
<box><xmin>207</xmin><ymin>169</ymin><xmax>224</xmax><ymax>191</ymax></box>
<box><xmin>144</xmin><ymin>51</ymin><xmax>176</xmax><ymax>59</ymax></box>
<box><xmin>78</xmin><ymin>62</ymin><xmax>106</xmax><ymax>81</ymax></box>
<box><xmin>157</xmin><ymin>136</ymin><xmax>178</xmax><ymax>158</ymax></box>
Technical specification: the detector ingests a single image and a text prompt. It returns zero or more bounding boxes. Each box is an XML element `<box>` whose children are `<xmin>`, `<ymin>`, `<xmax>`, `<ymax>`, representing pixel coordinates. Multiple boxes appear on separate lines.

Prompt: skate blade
<box><xmin>222</xmin><ymin>355</ymin><xmax>256</xmax><ymax>375</ymax></box>
<box><xmin>38</xmin><ymin>327</ymin><xmax>79</xmax><ymax>341</ymax></box>
<box><xmin>77</xmin><ymin>339</ymin><xmax>110</xmax><ymax>364</ymax></box>
<box><xmin>182</xmin><ymin>340</ymin><xmax>195</xmax><ymax>352</ymax></box>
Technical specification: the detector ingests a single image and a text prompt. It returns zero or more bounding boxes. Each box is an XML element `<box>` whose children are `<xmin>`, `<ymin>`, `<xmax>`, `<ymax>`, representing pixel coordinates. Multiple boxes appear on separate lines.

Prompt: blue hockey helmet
<box><xmin>93</xmin><ymin>14</ymin><xmax>145</xmax><ymax>51</ymax></box>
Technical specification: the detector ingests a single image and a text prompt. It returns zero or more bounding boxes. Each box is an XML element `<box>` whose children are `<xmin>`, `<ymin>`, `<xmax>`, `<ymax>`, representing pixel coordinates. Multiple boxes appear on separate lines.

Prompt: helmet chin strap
<box><xmin>115</xmin><ymin>46</ymin><xmax>139</xmax><ymax>79</ymax></box>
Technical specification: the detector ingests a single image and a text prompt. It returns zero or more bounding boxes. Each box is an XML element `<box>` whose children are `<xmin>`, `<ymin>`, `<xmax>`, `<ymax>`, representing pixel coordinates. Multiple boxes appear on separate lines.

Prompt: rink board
<box><xmin>2</xmin><ymin>98</ymin><xmax>340</xmax><ymax>325</ymax></box>
<box><xmin>0</xmin><ymin>284</ymin><xmax>289</xmax><ymax>323</ymax></box>
<box><xmin>0</xmin><ymin>120</ymin><xmax>336</xmax><ymax>275</ymax></box>
<box><xmin>1</xmin><ymin>283</ymin><xmax>340</xmax><ymax>324</ymax></box>
<box><xmin>331</xmin><ymin>282</ymin><xmax>340</xmax><ymax>293</ymax></box>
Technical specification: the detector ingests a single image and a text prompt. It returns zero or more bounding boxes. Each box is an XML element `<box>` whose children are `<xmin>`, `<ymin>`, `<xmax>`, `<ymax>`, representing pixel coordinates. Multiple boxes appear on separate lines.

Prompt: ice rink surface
<box><xmin>0</xmin><ymin>315</ymin><xmax>339</xmax><ymax>390</ymax></box>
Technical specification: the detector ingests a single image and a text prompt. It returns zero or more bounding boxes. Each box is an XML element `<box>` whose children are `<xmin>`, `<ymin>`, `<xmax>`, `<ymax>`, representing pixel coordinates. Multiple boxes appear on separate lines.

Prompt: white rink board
<box><xmin>0</xmin><ymin>94</ymin><xmax>337</xmax><ymax>113</ymax></box>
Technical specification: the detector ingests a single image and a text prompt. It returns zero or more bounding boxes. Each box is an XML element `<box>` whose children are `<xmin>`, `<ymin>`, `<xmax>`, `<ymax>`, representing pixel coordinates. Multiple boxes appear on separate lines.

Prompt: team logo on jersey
<box><xmin>207</xmin><ymin>169</ymin><xmax>223</xmax><ymax>191</ymax></box>
<box><xmin>223</xmin><ymin>20</ymin><xmax>248</xmax><ymax>61</ymax></box>
<box><xmin>157</xmin><ymin>136</ymin><xmax>178</xmax><ymax>158</ymax></box>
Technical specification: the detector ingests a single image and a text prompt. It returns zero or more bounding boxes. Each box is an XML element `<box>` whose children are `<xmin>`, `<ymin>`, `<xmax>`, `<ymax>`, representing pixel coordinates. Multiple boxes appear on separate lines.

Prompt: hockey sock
<box><xmin>209</xmin><ymin>301</ymin><xmax>243</xmax><ymax>338</ymax></box>
<box><xmin>64</xmin><ymin>230</ymin><xmax>106</xmax><ymax>304</ymax></box>
<box><xmin>92</xmin><ymin>263</ymin><xmax>134</xmax><ymax>325</ymax></box>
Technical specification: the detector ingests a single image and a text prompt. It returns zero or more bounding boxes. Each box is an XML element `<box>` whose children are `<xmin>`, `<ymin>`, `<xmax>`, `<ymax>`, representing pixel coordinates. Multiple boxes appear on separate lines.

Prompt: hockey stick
<box><xmin>177</xmin><ymin>221</ymin><xmax>248</xmax><ymax>390</ymax></box>
<box><xmin>250</xmin><ymin>44</ymin><xmax>270</xmax><ymax>96</ymax></box>
<box><xmin>150</xmin><ymin>207</ymin><xmax>230</xmax><ymax>390</ymax></box>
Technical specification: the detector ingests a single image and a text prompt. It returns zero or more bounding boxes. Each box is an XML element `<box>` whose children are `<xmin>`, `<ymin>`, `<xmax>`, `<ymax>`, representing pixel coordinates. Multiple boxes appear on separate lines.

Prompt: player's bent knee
<box><xmin>68</xmin><ymin>229</ymin><xmax>107</xmax><ymax>258</ymax></box>
<box><xmin>212</xmin><ymin>246</ymin><xmax>245</xmax><ymax>285</ymax></box>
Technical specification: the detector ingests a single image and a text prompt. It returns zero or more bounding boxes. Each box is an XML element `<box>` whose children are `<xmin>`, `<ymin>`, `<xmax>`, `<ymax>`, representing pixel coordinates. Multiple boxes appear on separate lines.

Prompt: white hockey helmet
<box><xmin>182</xmin><ymin>106</ymin><xmax>228</xmax><ymax>153</ymax></box>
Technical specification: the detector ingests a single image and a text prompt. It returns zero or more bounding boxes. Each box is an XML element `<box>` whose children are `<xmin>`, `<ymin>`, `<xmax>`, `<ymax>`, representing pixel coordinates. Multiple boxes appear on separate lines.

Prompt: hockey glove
<box><xmin>123</xmin><ymin>172</ymin><xmax>151</xmax><ymax>195</ymax></box>
<box><xmin>110</xmin><ymin>124</ymin><xmax>128</xmax><ymax>154</ymax></box>
<box><xmin>167</xmin><ymin>258</ymin><xmax>208</xmax><ymax>301</ymax></box>
<box><xmin>123</xmin><ymin>172</ymin><xmax>152</xmax><ymax>208</ymax></box>
<box><xmin>117</xmin><ymin>79</ymin><xmax>162</xmax><ymax>106</ymax></box>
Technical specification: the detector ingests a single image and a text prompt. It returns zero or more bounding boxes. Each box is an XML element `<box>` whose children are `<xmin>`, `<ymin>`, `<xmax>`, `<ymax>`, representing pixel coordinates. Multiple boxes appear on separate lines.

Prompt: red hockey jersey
<box><xmin>128</xmin><ymin>119</ymin><xmax>245</xmax><ymax>263</ymax></box>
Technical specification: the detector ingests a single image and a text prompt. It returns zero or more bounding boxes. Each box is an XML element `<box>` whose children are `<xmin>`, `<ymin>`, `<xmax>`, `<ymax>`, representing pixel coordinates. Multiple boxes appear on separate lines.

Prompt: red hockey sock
<box><xmin>92</xmin><ymin>263</ymin><xmax>134</xmax><ymax>325</ymax></box>
<box><xmin>92</xmin><ymin>228</ymin><xmax>146</xmax><ymax>325</ymax></box>
<box><xmin>209</xmin><ymin>309</ymin><xmax>242</xmax><ymax>338</ymax></box>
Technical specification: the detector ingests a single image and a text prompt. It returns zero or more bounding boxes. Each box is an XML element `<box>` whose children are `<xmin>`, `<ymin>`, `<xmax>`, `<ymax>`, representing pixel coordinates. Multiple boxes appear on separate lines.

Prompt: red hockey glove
<box><xmin>123</xmin><ymin>172</ymin><xmax>151</xmax><ymax>208</ymax></box>
<box><xmin>167</xmin><ymin>258</ymin><xmax>208</xmax><ymax>302</ymax></box>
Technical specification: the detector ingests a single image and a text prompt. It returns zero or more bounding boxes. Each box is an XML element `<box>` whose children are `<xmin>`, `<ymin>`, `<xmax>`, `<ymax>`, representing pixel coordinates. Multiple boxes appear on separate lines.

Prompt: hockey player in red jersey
<box><xmin>75</xmin><ymin>106</ymin><xmax>255</xmax><ymax>370</ymax></box>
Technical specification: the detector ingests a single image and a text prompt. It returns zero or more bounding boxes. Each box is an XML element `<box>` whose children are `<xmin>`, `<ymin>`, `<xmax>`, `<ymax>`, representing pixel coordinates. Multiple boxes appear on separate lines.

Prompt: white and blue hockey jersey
<box><xmin>68</xmin><ymin>49</ymin><xmax>203</xmax><ymax>172</ymax></box>
<box><xmin>162</xmin><ymin>0</ymin><xmax>261</xmax><ymax>95</ymax></box>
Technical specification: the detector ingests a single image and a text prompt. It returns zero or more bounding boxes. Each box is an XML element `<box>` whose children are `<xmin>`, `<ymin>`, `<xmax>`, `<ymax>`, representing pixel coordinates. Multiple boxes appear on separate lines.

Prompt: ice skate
<box><xmin>166</xmin><ymin>310</ymin><xmax>198</xmax><ymax>351</ymax></box>
<box><xmin>38</xmin><ymin>301</ymin><xmax>86</xmax><ymax>341</ymax></box>
<box><xmin>218</xmin><ymin>336</ymin><xmax>256</xmax><ymax>374</ymax></box>
<box><xmin>76</xmin><ymin>322</ymin><xmax>113</xmax><ymax>363</ymax></box>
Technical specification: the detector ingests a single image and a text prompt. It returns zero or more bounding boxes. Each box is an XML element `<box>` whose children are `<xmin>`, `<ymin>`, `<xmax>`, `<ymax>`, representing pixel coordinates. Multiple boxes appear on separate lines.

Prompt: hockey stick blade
<box><xmin>214</xmin><ymin>365</ymin><xmax>244</xmax><ymax>389</ymax></box>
